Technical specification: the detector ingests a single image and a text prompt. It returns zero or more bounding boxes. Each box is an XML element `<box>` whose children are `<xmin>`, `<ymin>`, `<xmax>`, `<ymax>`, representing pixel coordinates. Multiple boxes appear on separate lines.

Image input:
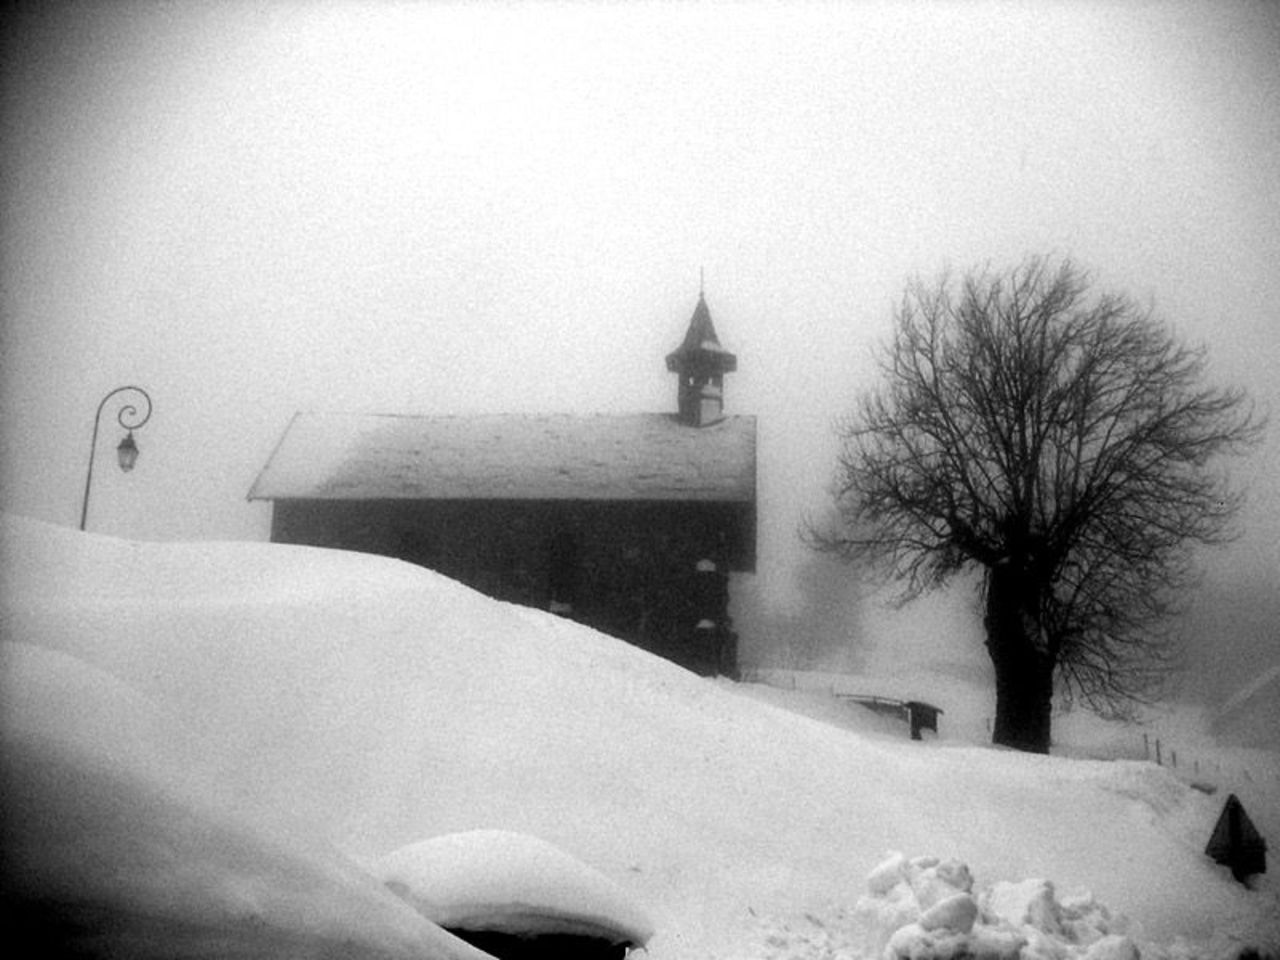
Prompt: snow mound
<box><xmin>376</xmin><ymin>830</ymin><xmax>654</xmax><ymax>946</ymax></box>
<box><xmin>859</xmin><ymin>853</ymin><xmax>1134</xmax><ymax>960</ymax></box>
<box><xmin>3</xmin><ymin>515</ymin><xmax>1278</xmax><ymax>959</ymax></box>
<box><xmin>0</xmin><ymin>731</ymin><xmax>489</xmax><ymax>960</ymax></box>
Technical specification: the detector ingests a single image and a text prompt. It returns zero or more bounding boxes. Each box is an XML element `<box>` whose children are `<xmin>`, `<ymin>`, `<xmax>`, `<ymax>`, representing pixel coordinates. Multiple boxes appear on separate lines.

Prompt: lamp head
<box><xmin>117</xmin><ymin>431</ymin><xmax>139</xmax><ymax>472</ymax></box>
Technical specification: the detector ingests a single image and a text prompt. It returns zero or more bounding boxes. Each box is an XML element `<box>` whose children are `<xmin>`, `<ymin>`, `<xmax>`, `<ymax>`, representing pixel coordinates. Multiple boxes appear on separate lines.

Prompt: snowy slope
<box><xmin>1</xmin><ymin>515</ymin><xmax>1276</xmax><ymax>959</ymax></box>
<box><xmin>0</xmin><ymin>640</ymin><xmax>495</xmax><ymax>960</ymax></box>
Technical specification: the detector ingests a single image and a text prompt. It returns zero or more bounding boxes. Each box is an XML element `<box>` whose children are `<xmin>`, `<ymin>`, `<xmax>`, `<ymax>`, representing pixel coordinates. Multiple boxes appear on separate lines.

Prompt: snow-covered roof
<box><xmin>1211</xmin><ymin>662</ymin><xmax>1280</xmax><ymax>748</ymax></box>
<box><xmin>247</xmin><ymin>411</ymin><xmax>757</xmax><ymax>503</ymax></box>
<box><xmin>376</xmin><ymin>830</ymin><xmax>654</xmax><ymax>946</ymax></box>
<box><xmin>1217</xmin><ymin>662</ymin><xmax>1280</xmax><ymax>719</ymax></box>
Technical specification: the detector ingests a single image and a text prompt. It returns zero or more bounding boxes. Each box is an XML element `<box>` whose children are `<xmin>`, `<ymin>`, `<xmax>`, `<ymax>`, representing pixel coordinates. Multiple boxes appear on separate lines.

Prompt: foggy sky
<box><xmin>3</xmin><ymin>1</ymin><xmax>1278</xmax><ymax>683</ymax></box>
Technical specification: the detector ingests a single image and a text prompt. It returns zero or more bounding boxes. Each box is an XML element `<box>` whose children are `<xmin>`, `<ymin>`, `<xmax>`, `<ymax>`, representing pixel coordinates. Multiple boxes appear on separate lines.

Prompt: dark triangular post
<box><xmin>1205</xmin><ymin>793</ymin><xmax>1267</xmax><ymax>884</ymax></box>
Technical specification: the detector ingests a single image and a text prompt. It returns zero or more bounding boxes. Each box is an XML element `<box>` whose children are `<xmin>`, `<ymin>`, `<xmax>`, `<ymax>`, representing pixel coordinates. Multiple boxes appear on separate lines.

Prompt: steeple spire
<box><xmin>666</xmin><ymin>290</ymin><xmax>737</xmax><ymax>427</ymax></box>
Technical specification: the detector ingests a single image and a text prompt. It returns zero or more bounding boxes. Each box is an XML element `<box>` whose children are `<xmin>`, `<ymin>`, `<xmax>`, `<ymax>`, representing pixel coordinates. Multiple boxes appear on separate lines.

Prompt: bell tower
<box><xmin>665</xmin><ymin>292</ymin><xmax>737</xmax><ymax>427</ymax></box>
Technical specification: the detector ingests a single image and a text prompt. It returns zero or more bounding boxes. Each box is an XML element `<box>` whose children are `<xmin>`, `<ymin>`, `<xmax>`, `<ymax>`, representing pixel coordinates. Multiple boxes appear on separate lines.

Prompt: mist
<box><xmin>2</xmin><ymin>0</ymin><xmax>1277</xmax><ymax>699</ymax></box>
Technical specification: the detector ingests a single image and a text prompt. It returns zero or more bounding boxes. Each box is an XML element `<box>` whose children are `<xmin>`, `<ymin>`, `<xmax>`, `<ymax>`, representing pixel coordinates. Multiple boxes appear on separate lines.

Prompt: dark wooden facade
<box><xmin>269</xmin><ymin>497</ymin><xmax>747</xmax><ymax>675</ymax></box>
<box><xmin>250</xmin><ymin>296</ymin><xmax>756</xmax><ymax>676</ymax></box>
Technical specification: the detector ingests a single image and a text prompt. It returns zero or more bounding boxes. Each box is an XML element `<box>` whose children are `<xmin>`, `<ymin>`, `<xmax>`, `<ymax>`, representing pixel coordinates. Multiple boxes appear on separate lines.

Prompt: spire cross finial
<box><xmin>700</xmin><ymin>267</ymin><xmax>705</xmax><ymax>296</ymax></box>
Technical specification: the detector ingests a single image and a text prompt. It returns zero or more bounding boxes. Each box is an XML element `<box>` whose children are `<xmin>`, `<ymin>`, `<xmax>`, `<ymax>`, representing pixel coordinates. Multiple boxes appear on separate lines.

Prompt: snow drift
<box><xmin>1</xmin><ymin>515</ymin><xmax>1276</xmax><ymax>958</ymax></box>
<box><xmin>376</xmin><ymin>830</ymin><xmax>654</xmax><ymax>945</ymax></box>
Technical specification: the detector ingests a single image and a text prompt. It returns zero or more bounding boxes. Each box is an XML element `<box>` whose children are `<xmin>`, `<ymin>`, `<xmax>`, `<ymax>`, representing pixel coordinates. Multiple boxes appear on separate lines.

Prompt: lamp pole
<box><xmin>80</xmin><ymin>385</ymin><xmax>154</xmax><ymax>531</ymax></box>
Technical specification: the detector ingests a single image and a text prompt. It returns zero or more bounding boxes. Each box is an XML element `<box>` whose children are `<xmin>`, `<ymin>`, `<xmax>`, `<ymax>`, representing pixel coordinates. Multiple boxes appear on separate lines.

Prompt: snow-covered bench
<box><xmin>836</xmin><ymin>694</ymin><xmax>943</xmax><ymax>740</ymax></box>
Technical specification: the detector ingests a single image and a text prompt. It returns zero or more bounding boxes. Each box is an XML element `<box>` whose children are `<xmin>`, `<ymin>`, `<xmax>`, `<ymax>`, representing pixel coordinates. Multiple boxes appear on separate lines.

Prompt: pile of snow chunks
<box><xmin>856</xmin><ymin>853</ymin><xmax>1139</xmax><ymax>960</ymax></box>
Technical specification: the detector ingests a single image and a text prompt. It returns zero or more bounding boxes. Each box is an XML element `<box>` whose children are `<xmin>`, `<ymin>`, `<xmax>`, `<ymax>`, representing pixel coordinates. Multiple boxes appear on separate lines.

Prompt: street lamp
<box><xmin>80</xmin><ymin>385</ymin><xmax>154</xmax><ymax>531</ymax></box>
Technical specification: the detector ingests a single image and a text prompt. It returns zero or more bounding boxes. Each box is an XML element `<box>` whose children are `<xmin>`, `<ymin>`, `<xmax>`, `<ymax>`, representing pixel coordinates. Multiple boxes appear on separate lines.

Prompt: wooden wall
<box><xmin>270</xmin><ymin>498</ymin><xmax>750</xmax><ymax>676</ymax></box>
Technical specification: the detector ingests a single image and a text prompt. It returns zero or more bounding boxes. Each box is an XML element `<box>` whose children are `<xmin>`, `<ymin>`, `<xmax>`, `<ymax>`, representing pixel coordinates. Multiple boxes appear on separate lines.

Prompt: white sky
<box><xmin>2</xmin><ymin>0</ymin><xmax>1278</xmax><ymax>640</ymax></box>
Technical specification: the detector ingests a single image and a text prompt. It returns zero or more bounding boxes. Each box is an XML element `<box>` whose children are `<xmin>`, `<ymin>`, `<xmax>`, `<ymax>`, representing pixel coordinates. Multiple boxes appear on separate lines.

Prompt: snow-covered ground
<box><xmin>1</xmin><ymin>514</ymin><xmax>1276</xmax><ymax>959</ymax></box>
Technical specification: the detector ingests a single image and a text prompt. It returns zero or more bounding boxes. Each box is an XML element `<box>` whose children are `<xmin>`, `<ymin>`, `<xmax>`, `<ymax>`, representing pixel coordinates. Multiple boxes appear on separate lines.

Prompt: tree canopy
<box><xmin>811</xmin><ymin>257</ymin><xmax>1263</xmax><ymax>750</ymax></box>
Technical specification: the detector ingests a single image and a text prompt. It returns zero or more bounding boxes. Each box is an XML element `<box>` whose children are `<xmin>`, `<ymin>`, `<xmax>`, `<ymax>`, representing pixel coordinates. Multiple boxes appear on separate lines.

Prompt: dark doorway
<box><xmin>548</xmin><ymin>530</ymin><xmax>579</xmax><ymax>614</ymax></box>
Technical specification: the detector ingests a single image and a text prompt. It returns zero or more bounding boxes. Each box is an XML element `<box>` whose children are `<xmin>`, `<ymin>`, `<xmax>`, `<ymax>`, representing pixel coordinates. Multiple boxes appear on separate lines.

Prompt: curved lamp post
<box><xmin>80</xmin><ymin>385</ymin><xmax>153</xmax><ymax>531</ymax></box>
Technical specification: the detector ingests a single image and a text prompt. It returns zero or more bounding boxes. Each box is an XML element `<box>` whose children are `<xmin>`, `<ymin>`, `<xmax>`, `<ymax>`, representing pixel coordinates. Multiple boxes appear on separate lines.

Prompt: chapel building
<box><xmin>248</xmin><ymin>294</ymin><xmax>757</xmax><ymax>676</ymax></box>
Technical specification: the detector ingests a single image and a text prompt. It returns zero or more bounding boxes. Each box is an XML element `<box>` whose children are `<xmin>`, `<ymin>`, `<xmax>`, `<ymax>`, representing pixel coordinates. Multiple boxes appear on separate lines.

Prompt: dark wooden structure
<box><xmin>249</xmin><ymin>295</ymin><xmax>756</xmax><ymax>677</ymax></box>
<box><xmin>838</xmin><ymin>694</ymin><xmax>944</xmax><ymax>740</ymax></box>
<box><xmin>445</xmin><ymin>929</ymin><xmax>631</xmax><ymax>960</ymax></box>
<box><xmin>1205</xmin><ymin>793</ymin><xmax>1267</xmax><ymax>885</ymax></box>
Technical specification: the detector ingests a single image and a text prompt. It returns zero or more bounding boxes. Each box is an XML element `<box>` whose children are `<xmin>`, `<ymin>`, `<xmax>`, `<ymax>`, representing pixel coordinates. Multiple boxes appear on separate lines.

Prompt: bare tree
<box><xmin>809</xmin><ymin>257</ymin><xmax>1264</xmax><ymax>752</ymax></box>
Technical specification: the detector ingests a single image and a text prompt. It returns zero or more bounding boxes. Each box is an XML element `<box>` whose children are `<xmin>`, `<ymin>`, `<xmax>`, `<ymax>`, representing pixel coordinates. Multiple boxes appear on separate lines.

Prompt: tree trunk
<box><xmin>984</xmin><ymin>562</ymin><xmax>1054</xmax><ymax>753</ymax></box>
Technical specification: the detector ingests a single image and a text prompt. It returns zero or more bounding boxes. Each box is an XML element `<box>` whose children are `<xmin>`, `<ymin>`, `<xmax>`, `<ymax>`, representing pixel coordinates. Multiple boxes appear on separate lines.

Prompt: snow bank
<box><xmin>2</xmin><ymin>515</ymin><xmax>1278</xmax><ymax>959</ymax></box>
<box><xmin>0</xmin><ymin>646</ymin><xmax>490</xmax><ymax>960</ymax></box>
<box><xmin>376</xmin><ymin>830</ymin><xmax>654</xmax><ymax>945</ymax></box>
